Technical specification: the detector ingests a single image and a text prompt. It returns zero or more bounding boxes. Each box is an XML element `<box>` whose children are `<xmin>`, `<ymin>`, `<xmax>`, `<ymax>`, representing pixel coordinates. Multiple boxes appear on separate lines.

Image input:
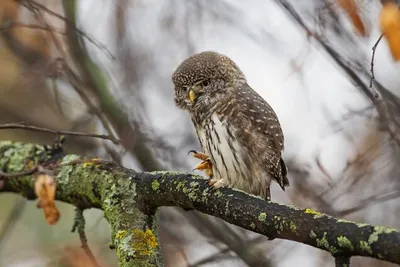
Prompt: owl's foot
<box><xmin>207</xmin><ymin>178</ymin><xmax>228</xmax><ymax>189</ymax></box>
<box><xmin>188</xmin><ymin>150</ymin><xmax>213</xmax><ymax>178</ymax></box>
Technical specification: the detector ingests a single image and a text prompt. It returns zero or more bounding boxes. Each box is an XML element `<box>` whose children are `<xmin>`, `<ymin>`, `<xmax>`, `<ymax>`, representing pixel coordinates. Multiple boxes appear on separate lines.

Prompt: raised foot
<box><xmin>188</xmin><ymin>150</ymin><xmax>213</xmax><ymax>178</ymax></box>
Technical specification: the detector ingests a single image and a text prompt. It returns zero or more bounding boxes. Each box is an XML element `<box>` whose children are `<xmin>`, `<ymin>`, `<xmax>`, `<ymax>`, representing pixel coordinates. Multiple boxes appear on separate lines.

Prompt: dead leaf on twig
<box><xmin>380</xmin><ymin>2</ymin><xmax>400</xmax><ymax>61</ymax></box>
<box><xmin>34</xmin><ymin>173</ymin><xmax>60</xmax><ymax>225</ymax></box>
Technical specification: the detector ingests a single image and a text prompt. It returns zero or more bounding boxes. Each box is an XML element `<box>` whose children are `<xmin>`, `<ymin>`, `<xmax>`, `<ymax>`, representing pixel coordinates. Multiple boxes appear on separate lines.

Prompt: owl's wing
<box><xmin>234</xmin><ymin>83</ymin><xmax>284</xmax><ymax>152</ymax></box>
<box><xmin>234</xmin><ymin>83</ymin><xmax>289</xmax><ymax>189</ymax></box>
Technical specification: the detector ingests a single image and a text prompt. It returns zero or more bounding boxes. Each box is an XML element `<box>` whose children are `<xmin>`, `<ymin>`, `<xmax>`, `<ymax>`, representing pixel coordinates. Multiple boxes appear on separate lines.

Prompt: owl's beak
<box><xmin>189</xmin><ymin>89</ymin><xmax>196</xmax><ymax>102</ymax></box>
<box><xmin>188</xmin><ymin>84</ymin><xmax>201</xmax><ymax>102</ymax></box>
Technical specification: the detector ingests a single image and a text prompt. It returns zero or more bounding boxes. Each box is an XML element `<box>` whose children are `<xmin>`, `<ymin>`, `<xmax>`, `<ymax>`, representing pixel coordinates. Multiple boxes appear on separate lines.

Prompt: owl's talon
<box><xmin>211</xmin><ymin>178</ymin><xmax>228</xmax><ymax>189</ymax></box>
<box><xmin>189</xmin><ymin>150</ymin><xmax>210</xmax><ymax>161</ymax></box>
<box><xmin>187</xmin><ymin>150</ymin><xmax>198</xmax><ymax>155</ymax></box>
<box><xmin>207</xmin><ymin>177</ymin><xmax>218</xmax><ymax>187</ymax></box>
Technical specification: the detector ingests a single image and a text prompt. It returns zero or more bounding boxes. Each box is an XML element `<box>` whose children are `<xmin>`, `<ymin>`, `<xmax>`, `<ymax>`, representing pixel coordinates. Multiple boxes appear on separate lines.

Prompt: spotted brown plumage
<box><xmin>172</xmin><ymin>51</ymin><xmax>289</xmax><ymax>200</ymax></box>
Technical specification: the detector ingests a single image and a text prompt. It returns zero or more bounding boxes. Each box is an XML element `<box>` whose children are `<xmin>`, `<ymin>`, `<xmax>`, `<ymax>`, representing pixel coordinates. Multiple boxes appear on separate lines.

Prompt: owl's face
<box><xmin>172</xmin><ymin>51</ymin><xmax>245</xmax><ymax>112</ymax></box>
<box><xmin>173</xmin><ymin>76</ymin><xmax>226</xmax><ymax>111</ymax></box>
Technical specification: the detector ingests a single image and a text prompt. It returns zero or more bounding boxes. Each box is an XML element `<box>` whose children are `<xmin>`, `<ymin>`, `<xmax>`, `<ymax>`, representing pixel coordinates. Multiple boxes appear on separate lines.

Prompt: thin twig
<box><xmin>0</xmin><ymin>168</ymin><xmax>37</xmax><ymax>178</ymax></box>
<box><xmin>0</xmin><ymin>123</ymin><xmax>120</xmax><ymax>144</ymax></box>
<box><xmin>19</xmin><ymin>0</ymin><xmax>115</xmax><ymax>60</ymax></box>
<box><xmin>0</xmin><ymin>165</ymin><xmax>53</xmax><ymax>179</ymax></box>
<box><xmin>71</xmin><ymin>208</ymin><xmax>100</xmax><ymax>267</ymax></box>
<box><xmin>369</xmin><ymin>34</ymin><xmax>384</xmax><ymax>96</ymax></box>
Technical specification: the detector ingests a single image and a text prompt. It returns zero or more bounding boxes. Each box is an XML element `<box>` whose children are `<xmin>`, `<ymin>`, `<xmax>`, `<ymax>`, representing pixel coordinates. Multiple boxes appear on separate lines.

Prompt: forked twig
<box><xmin>369</xmin><ymin>34</ymin><xmax>384</xmax><ymax>97</ymax></box>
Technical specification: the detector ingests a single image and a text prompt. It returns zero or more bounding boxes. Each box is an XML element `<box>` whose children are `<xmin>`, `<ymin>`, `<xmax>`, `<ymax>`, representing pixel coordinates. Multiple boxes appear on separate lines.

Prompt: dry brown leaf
<box><xmin>34</xmin><ymin>173</ymin><xmax>60</xmax><ymax>225</ymax></box>
<box><xmin>380</xmin><ymin>2</ymin><xmax>400</xmax><ymax>61</ymax></box>
<box><xmin>338</xmin><ymin>0</ymin><xmax>367</xmax><ymax>36</ymax></box>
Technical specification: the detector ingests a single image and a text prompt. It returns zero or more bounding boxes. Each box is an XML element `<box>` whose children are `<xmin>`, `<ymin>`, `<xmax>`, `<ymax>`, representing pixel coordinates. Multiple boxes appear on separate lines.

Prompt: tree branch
<box><xmin>0</xmin><ymin>141</ymin><xmax>399</xmax><ymax>266</ymax></box>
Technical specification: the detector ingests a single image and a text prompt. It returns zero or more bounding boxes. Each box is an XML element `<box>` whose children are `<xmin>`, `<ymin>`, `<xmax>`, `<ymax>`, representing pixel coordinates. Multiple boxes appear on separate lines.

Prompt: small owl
<box><xmin>172</xmin><ymin>51</ymin><xmax>289</xmax><ymax>201</ymax></box>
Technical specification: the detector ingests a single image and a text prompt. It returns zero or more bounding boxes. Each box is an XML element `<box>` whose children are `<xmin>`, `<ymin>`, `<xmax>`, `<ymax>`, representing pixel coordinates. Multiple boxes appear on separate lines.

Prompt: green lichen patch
<box><xmin>115</xmin><ymin>230</ymin><xmax>135</xmax><ymax>259</ymax></box>
<box><xmin>189</xmin><ymin>181</ymin><xmax>199</xmax><ymax>187</ymax></box>
<box><xmin>151</xmin><ymin>180</ymin><xmax>160</xmax><ymax>191</ymax></box>
<box><xmin>312</xmin><ymin>232</ymin><xmax>338</xmax><ymax>255</ymax></box>
<box><xmin>60</xmin><ymin>154</ymin><xmax>80</xmax><ymax>164</ymax></box>
<box><xmin>368</xmin><ymin>226</ymin><xmax>397</xmax><ymax>244</ymax></box>
<box><xmin>337</xmin><ymin>236</ymin><xmax>354</xmax><ymax>250</ymax></box>
<box><xmin>214</xmin><ymin>190</ymin><xmax>223</xmax><ymax>197</ymax></box>
<box><xmin>290</xmin><ymin>221</ymin><xmax>297</xmax><ymax>232</ymax></box>
<box><xmin>258</xmin><ymin>212</ymin><xmax>267</xmax><ymax>222</ymax></box>
<box><xmin>360</xmin><ymin>241</ymin><xmax>372</xmax><ymax>254</ymax></box>
<box><xmin>176</xmin><ymin>181</ymin><xmax>185</xmax><ymax>191</ymax></box>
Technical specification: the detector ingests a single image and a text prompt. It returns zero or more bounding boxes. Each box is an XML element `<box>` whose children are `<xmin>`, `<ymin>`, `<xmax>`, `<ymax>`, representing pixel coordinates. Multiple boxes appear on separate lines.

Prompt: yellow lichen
<box><xmin>304</xmin><ymin>208</ymin><xmax>324</xmax><ymax>218</ymax></box>
<box><xmin>116</xmin><ymin>230</ymin><xmax>127</xmax><ymax>239</ymax></box>
<box><xmin>305</xmin><ymin>208</ymin><xmax>317</xmax><ymax>214</ymax></box>
<box><xmin>132</xmin><ymin>228</ymin><xmax>158</xmax><ymax>257</ymax></box>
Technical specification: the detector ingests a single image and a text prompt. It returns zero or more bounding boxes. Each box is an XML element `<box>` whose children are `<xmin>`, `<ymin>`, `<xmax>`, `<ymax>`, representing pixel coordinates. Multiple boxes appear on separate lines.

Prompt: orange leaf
<box><xmin>34</xmin><ymin>173</ymin><xmax>60</xmax><ymax>225</ymax></box>
<box><xmin>338</xmin><ymin>0</ymin><xmax>367</xmax><ymax>36</ymax></box>
<box><xmin>380</xmin><ymin>2</ymin><xmax>400</xmax><ymax>61</ymax></box>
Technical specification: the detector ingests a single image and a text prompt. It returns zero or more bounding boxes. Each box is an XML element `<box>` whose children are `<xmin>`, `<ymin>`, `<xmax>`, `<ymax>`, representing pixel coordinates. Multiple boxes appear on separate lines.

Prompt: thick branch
<box><xmin>1</xmin><ymin>141</ymin><xmax>400</xmax><ymax>266</ymax></box>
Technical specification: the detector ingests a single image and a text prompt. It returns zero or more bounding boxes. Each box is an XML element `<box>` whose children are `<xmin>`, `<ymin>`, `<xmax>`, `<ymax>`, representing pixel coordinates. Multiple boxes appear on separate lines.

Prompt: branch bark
<box><xmin>1</xmin><ymin>141</ymin><xmax>400</xmax><ymax>266</ymax></box>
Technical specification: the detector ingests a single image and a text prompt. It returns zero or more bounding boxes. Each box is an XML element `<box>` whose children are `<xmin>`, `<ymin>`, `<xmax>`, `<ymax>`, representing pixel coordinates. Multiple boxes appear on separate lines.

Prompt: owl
<box><xmin>172</xmin><ymin>51</ymin><xmax>289</xmax><ymax>201</ymax></box>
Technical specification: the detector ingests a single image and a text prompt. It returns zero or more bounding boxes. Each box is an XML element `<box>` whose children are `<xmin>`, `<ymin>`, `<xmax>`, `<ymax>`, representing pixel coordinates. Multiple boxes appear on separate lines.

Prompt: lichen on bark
<box><xmin>0</xmin><ymin>141</ymin><xmax>163</xmax><ymax>267</ymax></box>
<box><xmin>1</xmin><ymin>141</ymin><xmax>400</xmax><ymax>266</ymax></box>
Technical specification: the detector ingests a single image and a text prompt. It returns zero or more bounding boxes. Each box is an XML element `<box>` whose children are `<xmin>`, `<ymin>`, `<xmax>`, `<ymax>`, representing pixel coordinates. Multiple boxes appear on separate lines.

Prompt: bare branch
<box><xmin>0</xmin><ymin>123</ymin><xmax>120</xmax><ymax>144</ymax></box>
<box><xmin>1</xmin><ymin>141</ymin><xmax>400</xmax><ymax>266</ymax></box>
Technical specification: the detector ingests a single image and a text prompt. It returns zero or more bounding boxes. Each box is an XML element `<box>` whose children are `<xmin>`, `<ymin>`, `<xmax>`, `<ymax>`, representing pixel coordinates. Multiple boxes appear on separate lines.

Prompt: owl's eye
<box><xmin>201</xmin><ymin>80</ymin><xmax>210</xmax><ymax>87</ymax></box>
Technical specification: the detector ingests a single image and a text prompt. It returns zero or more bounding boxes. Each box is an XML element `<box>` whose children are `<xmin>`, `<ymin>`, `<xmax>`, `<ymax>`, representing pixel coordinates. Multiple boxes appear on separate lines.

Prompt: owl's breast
<box><xmin>196</xmin><ymin>114</ymin><xmax>250</xmax><ymax>188</ymax></box>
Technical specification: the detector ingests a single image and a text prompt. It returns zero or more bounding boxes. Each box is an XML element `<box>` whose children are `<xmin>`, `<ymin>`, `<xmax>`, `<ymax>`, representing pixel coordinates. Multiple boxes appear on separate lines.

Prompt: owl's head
<box><xmin>172</xmin><ymin>51</ymin><xmax>245</xmax><ymax>111</ymax></box>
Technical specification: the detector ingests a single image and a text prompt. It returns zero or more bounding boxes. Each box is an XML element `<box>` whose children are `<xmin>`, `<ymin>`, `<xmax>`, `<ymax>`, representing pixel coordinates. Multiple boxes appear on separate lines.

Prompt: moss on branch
<box><xmin>0</xmin><ymin>141</ymin><xmax>162</xmax><ymax>267</ymax></box>
<box><xmin>1</xmin><ymin>141</ymin><xmax>400</xmax><ymax>266</ymax></box>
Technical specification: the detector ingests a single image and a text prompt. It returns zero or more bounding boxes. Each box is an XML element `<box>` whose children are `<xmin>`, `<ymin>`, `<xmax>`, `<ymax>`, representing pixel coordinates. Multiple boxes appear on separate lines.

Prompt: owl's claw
<box><xmin>203</xmin><ymin>178</ymin><xmax>217</xmax><ymax>193</ymax></box>
<box><xmin>207</xmin><ymin>177</ymin><xmax>218</xmax><ymax>187</ymax></box>
<box><xmin>188</xmin><ymin>150</ymin><xmax>209</xmax><ymax>161</ymax></box>
<box><xmin>189</xmin><ymin>150</ymin><xmax>213</xmax><ymax>178</ymax></box>
<box><xmin>205</xmin><ymin>178</ymin><xmax>228</xmax><ymax>194</ymax></box>
<box><xmin>210</xmin><ymin>178</ymin><xmax>228</xmax><ymax>189</ymax></box>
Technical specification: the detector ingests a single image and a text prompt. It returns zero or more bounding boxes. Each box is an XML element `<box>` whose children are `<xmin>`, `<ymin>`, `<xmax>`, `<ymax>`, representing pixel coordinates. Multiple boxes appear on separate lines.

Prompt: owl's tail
<box><xmin>278</xmin><ymin>157</ymin><xmax>290</xmax><ymax>191</ymax></box>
